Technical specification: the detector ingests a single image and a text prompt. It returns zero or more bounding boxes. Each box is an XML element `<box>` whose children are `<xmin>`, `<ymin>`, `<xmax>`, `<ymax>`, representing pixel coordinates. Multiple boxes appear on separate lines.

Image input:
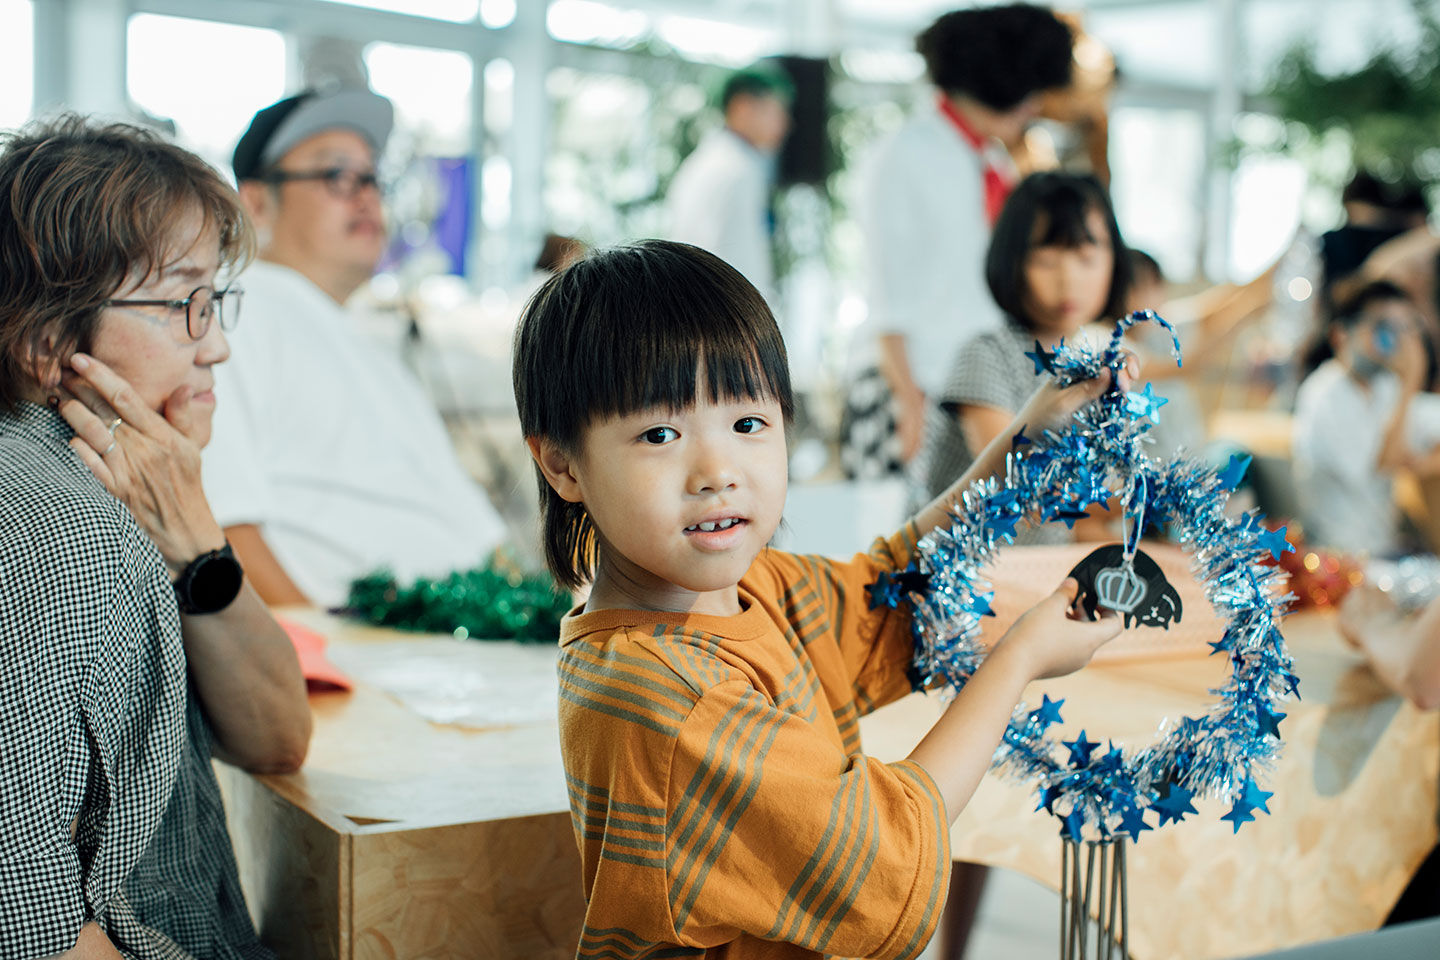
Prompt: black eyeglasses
<box><xmin>262</xmin><ymin>166</ymin><xmax>384</xmax><ymax>198</ymax></box>
<box><xmin>102</xmin><ymin>286</ymin><xmax>243</xmax><ymax>341</ymax></box>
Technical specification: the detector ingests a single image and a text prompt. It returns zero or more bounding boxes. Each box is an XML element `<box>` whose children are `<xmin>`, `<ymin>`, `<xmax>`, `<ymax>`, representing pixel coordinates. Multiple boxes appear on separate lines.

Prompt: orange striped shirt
<box><xmin>557</xmin><ymin>527</ymin><xmax>951</xmax><ymax>959</ymax></box>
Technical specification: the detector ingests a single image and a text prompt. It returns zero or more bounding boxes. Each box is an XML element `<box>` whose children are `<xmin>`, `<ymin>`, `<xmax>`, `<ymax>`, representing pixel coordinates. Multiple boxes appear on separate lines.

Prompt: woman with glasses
<box><xmin>0</xmin><ymin>116</ymin><xmax>306</xmax><ymax>959</ymax></box>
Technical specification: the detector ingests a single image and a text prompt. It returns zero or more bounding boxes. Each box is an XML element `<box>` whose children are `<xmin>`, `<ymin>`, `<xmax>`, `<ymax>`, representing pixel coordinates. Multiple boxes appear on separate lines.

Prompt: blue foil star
<box><xmin>1063</xmin><ymin>730</ymin><xmax>1098</xmax><ymax>767</ymax></box>
<box><xmin>1240</xmin><ymin>778</ymin><xmax>1274</xmax><ymax>814</ymax></box>
<box><xmin>1216</xmin><ymin>453</ymin><xmax>1252</xmax><ymax>491</ymax></box>
<box><xmin>1099</xmin><ymin>743</ymin><xmax>1125</xmax><ymax>773</ymax></box>
<box><xmin>1220</xmin><ymin>800</ymin><xmax>1257</xmax><ymax>833</ymax></box>
<box><xmin>1032</xmin><ymin>694</ymin><xmax>1065</xmax><ymax>731</ymax></box>
<box><xmin>1036</xmin><ymin>785</ymin><xmax>1062</xmax><ymax>814</ymax></box>
<box><xmin>1257</xmin><ymin>705</ymin><xmax>1286</xmax><ymax>739</ymax></box>
<box><xmin>965</xmin><ymin>591</ymin><xmax>997</xmax><ymax>618</ymax></box>
<box><xmin>866</xmin><ymin>572</ymin><xmax>903</xmax><ymax>610</ymax></box>
<box><xmin>1257</xmin><ymin>525</ymin><xmax>1295</xmax><ymax>562</ymax></box>
<box><xmin>1025</xmin><ymin>340</ymin><xmax>1057</xmax><ymax>375</ymax></box>
<box><xmin>1116</xmin><ymin>804</ymin><xmax>1152</xmax><ymax>841</ymax></box>
<box><xmin>987</xmin><ymin>512</ymin><xmax>1021</xmax><ymax>541</ymax></box>
<box><xmin>1151</xmin><ymin>783</ymin><xmax>1198</xmax><ymax>826</ymax></box>
<box><xmin>1124</xmin><ymin>382</ymin><xmax>1170</xmax><ymax>424</ymax></box>
<box><xmin>1012</xmin><ymin>425</ymin><xmax>1033</xmax><ymax>448</ymax></box>
<box><xmin>1061</xmin><ymin>808</ymin><xmax>1085</xmax><ymax>842</ymax></box>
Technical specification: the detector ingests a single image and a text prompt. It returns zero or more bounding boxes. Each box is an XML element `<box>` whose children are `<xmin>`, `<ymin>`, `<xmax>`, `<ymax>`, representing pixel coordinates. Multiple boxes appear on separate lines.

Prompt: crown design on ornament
<box><xmin>1095</xmin><ymin>565</ymin><xmax>1146</xmax><ymax>613</ymax></box>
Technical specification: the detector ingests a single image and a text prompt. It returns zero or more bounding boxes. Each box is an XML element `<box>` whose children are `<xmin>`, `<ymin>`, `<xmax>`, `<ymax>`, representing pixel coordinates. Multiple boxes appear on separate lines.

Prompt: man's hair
<box><xmin>917</xmin><ymin>5</ymin><xmax>1074</xmax><ymax>110</ymax></box>
<box><xmin>986</xmin><ymin>172</ymin><xmax>1132</xmax><ymax>328</ymax></box>
<box><xmin>1333</xmin><ymin>279</ymin><xmax>1411</xmax><ymax>331</ymax></box>
<box><xmin>512</xmin><ymin>240</ymin><xmax>794</xmax><ymax>589</ymax></box>
<box><xmin>0</xmin><ymin>115</ymin><xmax>254</xmax><ymax>410</ymax></box>
<box><xmin>720</xmin><ymin>66</ymin><xmax>794</xmax><ymax>112</ymax></box>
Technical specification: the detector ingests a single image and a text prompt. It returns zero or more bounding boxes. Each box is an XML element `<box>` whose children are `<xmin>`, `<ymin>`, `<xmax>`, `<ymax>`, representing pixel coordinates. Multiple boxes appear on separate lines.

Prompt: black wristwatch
<box><xmin>174</xmin><ymin>542</ymin><xmax>245</xmax><ymax>615</ymax></box>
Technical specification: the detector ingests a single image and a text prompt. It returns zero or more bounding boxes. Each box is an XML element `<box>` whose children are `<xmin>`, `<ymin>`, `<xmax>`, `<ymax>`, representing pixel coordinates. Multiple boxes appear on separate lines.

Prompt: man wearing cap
<box><xmin>665</xmin><ymin>66</ymin><xmax>792</xmax><ymax>305</ymax></box>
<box><xmin>208</xmin><ymin>88</ymin><xmax>507</xmax><ymax>608</ymax></box>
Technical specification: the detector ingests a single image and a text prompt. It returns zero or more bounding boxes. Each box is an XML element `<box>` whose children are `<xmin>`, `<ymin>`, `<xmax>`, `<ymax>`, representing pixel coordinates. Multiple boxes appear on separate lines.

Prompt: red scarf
<box><xmin>937</xmin><ymin>95</ymin><xmax>1014</xmax><ymax>225</ymax></box>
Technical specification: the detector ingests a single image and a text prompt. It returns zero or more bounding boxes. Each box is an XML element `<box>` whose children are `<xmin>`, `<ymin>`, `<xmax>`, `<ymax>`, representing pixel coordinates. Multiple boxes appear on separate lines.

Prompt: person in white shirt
<box><xmin>859</xmin><ymin>4</ymin><xmax>1074</xmax><ymax>464</ymax></box>
<box><xmin>1294</xmin><ymin>280</ymin><xmax>1440</xmax><ymax>558</ymax></box>
<box><xmin>666</xmin><ymin>67</ymin><xmax>792</xmax><ymax>305</ymax></box>
<box><xmin>207</xmin><ymin>88</ymin><xmax>507</xmax><ymax>607</ymax></box>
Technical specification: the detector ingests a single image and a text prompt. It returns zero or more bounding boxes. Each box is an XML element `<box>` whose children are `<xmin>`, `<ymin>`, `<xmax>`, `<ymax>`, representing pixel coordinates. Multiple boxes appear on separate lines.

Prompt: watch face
<box><xmin>190</xmin><ymin>551</ymin><xmax>244</xmax><ymax>614</ymax></box>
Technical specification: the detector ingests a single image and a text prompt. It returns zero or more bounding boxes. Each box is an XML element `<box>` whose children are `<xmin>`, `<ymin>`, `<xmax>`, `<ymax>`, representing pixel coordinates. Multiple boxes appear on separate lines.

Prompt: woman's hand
<box><xmin>1013</xmin><ymin>353</ymin><xmax>1140</xmax><ymax>437</ymax></box>
<box><xmin>56</xmin><ymin>353</ymin><xmax>225</xmax><ymax>576</ymax></box>
<box><xmin>991</xmin><ymin>578</ymin><xmax>1123</xmax><ymax>681</ymax></box>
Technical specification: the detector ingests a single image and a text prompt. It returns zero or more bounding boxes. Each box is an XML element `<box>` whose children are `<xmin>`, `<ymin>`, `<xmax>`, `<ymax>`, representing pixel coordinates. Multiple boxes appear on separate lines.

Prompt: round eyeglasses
<box><xmin>101</xmin><ymin>285</ymin><xmax>243</xmax><ymax>341</ymax></box>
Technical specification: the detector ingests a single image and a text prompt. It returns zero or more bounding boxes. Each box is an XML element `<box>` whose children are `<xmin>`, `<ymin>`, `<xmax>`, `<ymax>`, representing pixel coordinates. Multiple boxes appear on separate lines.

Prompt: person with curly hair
<box><xmin>859</xmin><ymin>5</ymin><xmax>1075</xmax><ymax>471</ymax></box>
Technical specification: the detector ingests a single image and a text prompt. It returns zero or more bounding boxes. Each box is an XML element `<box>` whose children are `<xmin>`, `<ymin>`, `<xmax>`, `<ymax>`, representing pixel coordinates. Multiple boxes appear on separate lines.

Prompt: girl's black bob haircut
<box><xmin>986</xmin><ymin>171</ymin><xmax>1132</xmax><ymax>330</ymax></box>
<box><xmin>512</xmin><ymin>239</ymin><xmax>794</xmax><ymax>589</ymax></box>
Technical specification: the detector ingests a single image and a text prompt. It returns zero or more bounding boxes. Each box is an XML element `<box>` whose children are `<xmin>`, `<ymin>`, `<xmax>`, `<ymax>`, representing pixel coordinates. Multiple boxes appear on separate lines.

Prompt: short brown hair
<box><xmin>512</xmin><ymin>240</ymin><xmax>793</xmax><ymax>590</ymax></box>
<box><xmin>0</xmin><ymin>115</ymin><xmax>254</xmax><ymax>409</ymax></box>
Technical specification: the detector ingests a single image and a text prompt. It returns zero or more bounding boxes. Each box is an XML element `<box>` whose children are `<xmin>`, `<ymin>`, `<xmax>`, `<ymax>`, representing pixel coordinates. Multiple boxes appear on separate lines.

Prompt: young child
<box><xmin>1294</xmin><ymin>280</ymin><xmax>1440</xmax><ymax>556</ymax></box>
<box><xmin>513</xmin><ymin>240</ymin><xmax>1125</xmax><ymax>960</ymax></box>
<box><xmin>916</xmin><ymin>173</ymin><xmax>1131</xmax><ymax>530</ymax></box>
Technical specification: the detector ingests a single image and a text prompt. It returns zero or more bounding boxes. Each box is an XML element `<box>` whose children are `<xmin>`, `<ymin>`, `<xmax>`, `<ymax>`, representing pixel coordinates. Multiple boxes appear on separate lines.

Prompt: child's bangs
<box><xmin>563</xmin><ymin>244</ymin><xmax>793</xmax><ymax>428</ymax></box>
<box><xmin>1033</xmin><ymin>189</ymin><xmax>1106</xmax><ymax>249</ymax></box>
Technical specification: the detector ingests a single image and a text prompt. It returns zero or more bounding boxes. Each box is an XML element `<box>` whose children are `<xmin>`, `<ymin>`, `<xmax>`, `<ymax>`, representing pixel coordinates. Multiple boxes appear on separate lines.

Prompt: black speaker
<box><xmin>770</xmin><ymin>55</ymin><xmax>831</xmax><ymax>187</ymax></box>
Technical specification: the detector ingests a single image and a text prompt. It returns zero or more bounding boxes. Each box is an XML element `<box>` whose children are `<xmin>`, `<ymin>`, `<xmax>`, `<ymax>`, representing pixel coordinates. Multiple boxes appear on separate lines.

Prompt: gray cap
<box><xmin>233</xmin><ymin>88</ymin><xmax>394</xmax><ymax>180</ymax></box>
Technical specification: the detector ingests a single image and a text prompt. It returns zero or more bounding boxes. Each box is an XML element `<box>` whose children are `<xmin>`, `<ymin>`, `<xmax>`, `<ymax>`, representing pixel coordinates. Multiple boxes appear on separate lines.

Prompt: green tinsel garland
<box><xmin>345</xmin><ymin>564</ymin><xmax>571</xmax><ymax>642</ymax></box>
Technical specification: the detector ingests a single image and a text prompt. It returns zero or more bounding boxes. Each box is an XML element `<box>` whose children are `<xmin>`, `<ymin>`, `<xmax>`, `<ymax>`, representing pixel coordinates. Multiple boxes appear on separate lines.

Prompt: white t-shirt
<box><xmin>858</xmin><ymin>105</ymin><xmax>1005</xmax><ymax>395</ymax></box>
<box><xmin>666</xmin><ymin>128</ymin><xmax>775</xmax><ymax>303</ymax></box>
<box><xmin>1293</xmin><ymin>359</ymin><xmax>1440</xmax><ymax>556</ymax></box>
<box><xmin>202</xmin><ymin>261</ymin><xmax>506</xmax><ymax>606</ymax></box>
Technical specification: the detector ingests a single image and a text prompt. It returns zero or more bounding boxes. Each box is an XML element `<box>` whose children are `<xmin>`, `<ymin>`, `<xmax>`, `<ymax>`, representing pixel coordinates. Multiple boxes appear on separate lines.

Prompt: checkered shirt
<box><xmin>916</xmin><ymin>320</ymin><xmax>1069</xmax><ymax>545</ymax></box>
<box><xmin>0</xmin><ymin>404</ymin><xmax>271</xmax><ymax>959</ymax></box>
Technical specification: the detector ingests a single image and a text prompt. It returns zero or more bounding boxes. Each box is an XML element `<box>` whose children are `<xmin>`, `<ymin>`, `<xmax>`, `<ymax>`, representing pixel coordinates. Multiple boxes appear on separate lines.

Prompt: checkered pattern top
<box><xmin>917</xmin><ymin>321</ymin><xmax>1069</xmax><ymax>546</ymax></box>
<box><xmin>0</xmin><ymin>404</ymin><xmax>271</xmax><ymax>959</ymax></box>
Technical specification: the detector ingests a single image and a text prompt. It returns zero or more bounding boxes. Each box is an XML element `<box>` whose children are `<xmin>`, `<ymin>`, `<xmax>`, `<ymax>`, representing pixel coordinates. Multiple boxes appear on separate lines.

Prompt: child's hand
<box><xmin>992</xmin><ymin>578</ymin><xmax>1123</xmax><ymax>681</ymax></box>
<box><xmin>1013</xmin><ymin>353</ymin><xmax>1140</xmax><ymax>436</ymax></box>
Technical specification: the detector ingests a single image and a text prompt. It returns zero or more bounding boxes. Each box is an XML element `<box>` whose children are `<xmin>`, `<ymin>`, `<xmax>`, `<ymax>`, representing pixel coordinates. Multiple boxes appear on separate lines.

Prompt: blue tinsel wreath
<box><xmin>868</xmin><ymin>311</ymin><xmax>1297</xmax><ymax>841</ymax></box>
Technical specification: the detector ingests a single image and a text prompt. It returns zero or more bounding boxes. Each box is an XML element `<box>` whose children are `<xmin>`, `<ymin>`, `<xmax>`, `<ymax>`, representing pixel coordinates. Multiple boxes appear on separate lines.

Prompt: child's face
<box><xmin>566</xmin><ymin>391</ymin><xmax>788</xmax><ymax>610</ymax></box>
<box><xmin>1021</xmin><ymin>207</ymin><xmax>1114</xmax><ymax>336</ymax></box>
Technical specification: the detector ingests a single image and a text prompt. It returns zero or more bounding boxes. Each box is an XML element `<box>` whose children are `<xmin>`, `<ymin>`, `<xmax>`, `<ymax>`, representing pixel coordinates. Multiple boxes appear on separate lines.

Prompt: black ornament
<box><xmin>1067</xmin><ymin>543</ymin><xmax>1183</xmax><ymax>630</ymax></box>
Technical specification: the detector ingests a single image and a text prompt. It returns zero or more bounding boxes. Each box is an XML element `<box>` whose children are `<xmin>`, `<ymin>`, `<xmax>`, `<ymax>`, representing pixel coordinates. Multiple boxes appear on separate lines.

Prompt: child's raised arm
<box><xmin>908</xmin><ymin>578</ymin><xmax>1121</xmax><ymax>818</ymax></box>
<box><xmin>908</xmin><ymin>360</ymin><xmax>1135</xmax><ymax>544</ymax></box>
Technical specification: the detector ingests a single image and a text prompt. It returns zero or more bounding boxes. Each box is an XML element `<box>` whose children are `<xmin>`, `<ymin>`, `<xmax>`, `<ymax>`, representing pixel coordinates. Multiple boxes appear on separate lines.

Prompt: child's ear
<box><xmin>527</xmin><ymin>436</ymin><xmax>584</xmax><ymax>503</ymax></box>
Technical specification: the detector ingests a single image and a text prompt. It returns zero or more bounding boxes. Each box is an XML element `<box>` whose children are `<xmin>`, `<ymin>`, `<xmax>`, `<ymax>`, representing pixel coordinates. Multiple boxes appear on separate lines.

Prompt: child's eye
<box><xmin>640</xmin><ymin>426</ymin><xmax>678</xmax><ymax>444</ymax></box>
<box><xmin>734</xmin><ymin>417</ymin><xmax>766</xmax><ymax>434</ymax></box>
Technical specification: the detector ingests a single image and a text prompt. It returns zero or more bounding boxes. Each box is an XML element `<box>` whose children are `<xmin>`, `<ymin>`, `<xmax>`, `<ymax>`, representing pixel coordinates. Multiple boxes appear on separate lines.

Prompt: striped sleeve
<box><xmin>664</xmin><ymin>680</ymin><xmax>950</xmax><ymax>958</ymax></box>
<box><xmin>757</xmin><ymin>523</ymin><xmax>922</xmax><ymax>720</ymax></box>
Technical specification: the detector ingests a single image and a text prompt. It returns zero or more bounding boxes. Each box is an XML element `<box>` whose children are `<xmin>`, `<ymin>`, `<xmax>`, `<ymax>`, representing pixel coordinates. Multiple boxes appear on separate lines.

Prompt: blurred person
<box><xmin>666</xmin><ymin>66</ymin><xmax>792</xmax><ymax>304</ymax></box>
<box><xmin>859</xmin><ymin>4</ymin><xmax>1075</xmax><ymax>466</ymax></box>
<box><xmin>211</xmin><ymin>88</ymin><xmax>507</xmax><ymax>608</ymax></box>
<box><xmin>1293</xmin><ymin>281</ymin><xmax>1440</xmax><ymax>557</ymax></box>
<box><xmin>918</xmin><ymin>172</ymin><xmax>1131</xmax><ymax>518</ymax></box>
<box><xmin>1</xmin><ymin>117</ymin><xmax>306</xmax><ymax>960</ymax></box>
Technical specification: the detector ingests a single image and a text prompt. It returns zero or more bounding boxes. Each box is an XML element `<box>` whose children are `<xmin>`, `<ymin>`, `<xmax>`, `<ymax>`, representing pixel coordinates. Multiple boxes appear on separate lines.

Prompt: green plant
<box><xmin>1262</xmin><ymin>0</ymin><xmax>1440</xmax><ymax>186</ymax></box>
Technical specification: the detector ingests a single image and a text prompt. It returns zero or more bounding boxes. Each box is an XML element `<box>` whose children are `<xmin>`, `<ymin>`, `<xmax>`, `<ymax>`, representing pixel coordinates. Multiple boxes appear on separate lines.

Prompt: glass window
<box><xmin>319</xmin><ymin>0</ymin><xmax>478</xmax><ymax>23</ymax></box>
<box><xmin>546</xmin><ymin>1</ymin><xmax>650</xmax><ymax>48</ymax></box>
<box><xmin>365</xmin><ymin>42</ymin><xmax>474</xmax><ymax>156</ymax></box>
<box><xmin>0</xmin><ymin>0</ymin><xmax>34</xmax><ymax>130</ymax></box>
<box><xmin>127</xmin><ymin>14</ymin><xmax>286</xmax><ymax>172</ymax></box>
<box><xmin>1110</xmin><ymin>106</ymin><xmax>1207</xmax><ymax>283</ymax></box>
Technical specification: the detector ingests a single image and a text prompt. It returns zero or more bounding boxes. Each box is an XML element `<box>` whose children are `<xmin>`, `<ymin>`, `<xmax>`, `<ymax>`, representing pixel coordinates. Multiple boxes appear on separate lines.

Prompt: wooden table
<box><xmin>859</xmin><ymin>611</ymin><xmax>1440</xmax><ymax>960</ymax></box>
<box><xmin>217</xmin><ymin>610</ymin><xmax>585</xmax><ymax>959</ymax></box>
